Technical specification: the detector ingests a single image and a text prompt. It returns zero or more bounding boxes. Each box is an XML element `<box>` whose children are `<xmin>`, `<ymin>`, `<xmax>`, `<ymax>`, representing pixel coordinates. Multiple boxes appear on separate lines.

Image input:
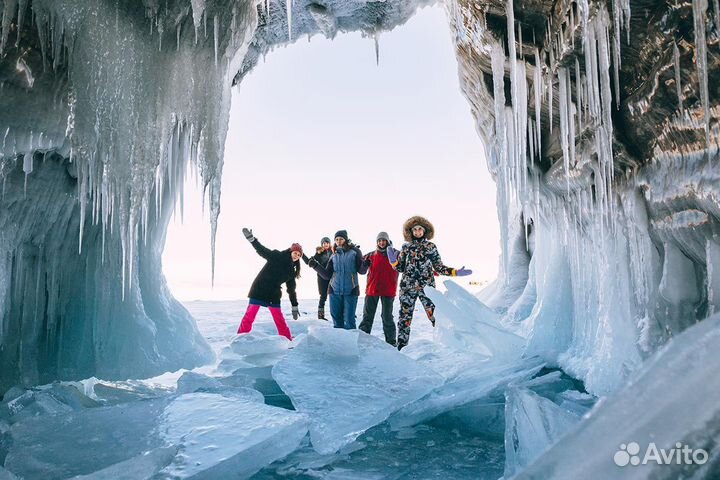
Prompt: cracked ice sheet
<box><xmin>5</xmin><ymin>392</ymin><xmax>307</xmax><ymax>479</ymax></box>
<box><xmin>271</xmin><ymin>327</ymin><xmax>444</xmax><ymax>455</ymax></box>
<box><xmin>514</xmin><ymin>313</ymin><xmax>720</xmax><ymax>479</ymax></box>
<box><xmin>159</xmin><ymin>392</ymin><xmax>308</xmax><ymax>479</ymax></box>
<box><xmin>503</xmin><ymin>387</ymin><xmax>582</xmax><ymax>478</ymax></box>
<box><xmin>389</xmin><ymin>285</ymin><xmax>544</xmax><ymax>429</ymax></box>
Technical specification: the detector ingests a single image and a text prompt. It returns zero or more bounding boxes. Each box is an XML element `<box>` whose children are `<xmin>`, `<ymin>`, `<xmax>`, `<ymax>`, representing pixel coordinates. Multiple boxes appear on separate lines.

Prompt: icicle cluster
<box><xmin>0</xmin><ymin>0</ymin><xmax>259</xmax><ymax>295</ymax></box>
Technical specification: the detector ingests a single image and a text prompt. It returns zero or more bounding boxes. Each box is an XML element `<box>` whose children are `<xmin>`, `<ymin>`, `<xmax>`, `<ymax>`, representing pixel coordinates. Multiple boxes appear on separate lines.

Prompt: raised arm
<box><xmin>389</xmin><ymin>245</ymin><xmax>406</xmax><ymax>273</ymax></box>
<box><xmin>243</xmin><ymin>228</ymin><xmax>272</xmax><ymax>260</ymax></box>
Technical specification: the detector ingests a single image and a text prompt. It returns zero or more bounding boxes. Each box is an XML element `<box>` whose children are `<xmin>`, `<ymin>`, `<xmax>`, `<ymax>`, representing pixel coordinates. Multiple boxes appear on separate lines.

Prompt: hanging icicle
<box><xmin>287</xmin><ymin>0</ymin><xmax>293</xmax><ymax>40</ymax></box>
<box><xmin>692</xmin><ymin>0</ymin><xmax>711</xmax><ymax>148</ymax></box>
<box><xmin>673</xmin><ymin>41</ymin><xmax>683</xmax><ymax>114</ymax></box>
<box><xmin>374</xmin><ymin>32</ymin><xmax>380</xmax><ymax>66</ymax></box>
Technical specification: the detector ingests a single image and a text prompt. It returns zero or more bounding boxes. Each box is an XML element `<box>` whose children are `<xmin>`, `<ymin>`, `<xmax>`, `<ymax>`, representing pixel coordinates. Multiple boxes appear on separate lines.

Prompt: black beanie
<box><xmin>334</xmin><ymin>230</ymin><xmax>349</xmax><ymax>241</ymax></box>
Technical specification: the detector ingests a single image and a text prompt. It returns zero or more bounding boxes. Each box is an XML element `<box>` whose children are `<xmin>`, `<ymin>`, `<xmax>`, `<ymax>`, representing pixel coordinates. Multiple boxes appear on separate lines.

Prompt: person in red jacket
<box><xmin>358</xmin><ymin>232</ymin><xmax>400</xmax><ymax>346</ymax></box>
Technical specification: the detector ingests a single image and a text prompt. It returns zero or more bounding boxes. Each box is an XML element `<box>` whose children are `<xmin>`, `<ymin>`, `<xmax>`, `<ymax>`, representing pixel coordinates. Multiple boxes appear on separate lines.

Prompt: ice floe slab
<box><xmin>426</xmin><ymin>285</ymin><xmax>526</xmax><ymax>358</ymax></box>
<box><xmin>514</xmin><ymin>313</ymin><xmax>720</xmax><ymax>479</ymax></box>
<box><xmin>5</xmin><ymin>391</ymin><xmax>307</xmax><ymax>479</ymax></box>
<box><xmin>272</xmin><ymin>327</ymin><xmax>444</xmax><ymax>454</ymax></box>
<box><xmin>389</xmin><ymin>357</ymin><xmax>545</xmax><ymax>429</ymax></box>
<box><xmin>504</xmin><ymin>387</ymin><xmax>582</xmax><ymax>478</ymax></box>
<box><xmin>387</xmin><ymin>286</ymin><xmax>543</xmax><ymax>429</ymax></box>
<box><xmin>159</xmin><ymin>392</ymin><xmax>308</xmax><ymax>479</ymax></box>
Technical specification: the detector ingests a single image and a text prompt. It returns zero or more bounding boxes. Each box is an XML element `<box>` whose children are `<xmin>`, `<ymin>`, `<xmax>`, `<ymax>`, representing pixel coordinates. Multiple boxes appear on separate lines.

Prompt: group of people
<box><xmin>235</xmin><ymin>216</ymin><xmax>472</xmax><ymax>350</ymax></box>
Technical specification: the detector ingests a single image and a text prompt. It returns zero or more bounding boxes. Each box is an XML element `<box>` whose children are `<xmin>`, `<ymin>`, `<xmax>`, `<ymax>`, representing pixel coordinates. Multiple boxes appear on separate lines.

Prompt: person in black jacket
<box><xmin>312</xmin><ymin>237</ymin><xmax>332</xmax><ymax>320</ymax></box>
<box><xmin>236</xmin><ymin>228</ymin><xmax>302</xmax><ymax>340</ymax></box>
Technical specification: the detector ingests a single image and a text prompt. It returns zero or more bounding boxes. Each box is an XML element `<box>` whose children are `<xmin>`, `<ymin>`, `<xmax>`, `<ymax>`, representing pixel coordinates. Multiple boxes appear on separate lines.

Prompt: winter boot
<box><xmin>318</xmin><ymin>308</ymin><xmax>327</xmax><ymax>321</ymax></box>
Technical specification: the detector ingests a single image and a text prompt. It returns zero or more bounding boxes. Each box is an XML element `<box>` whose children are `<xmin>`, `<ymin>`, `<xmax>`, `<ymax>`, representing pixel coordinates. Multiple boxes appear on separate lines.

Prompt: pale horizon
<box><xmin>162</xmin><ymin>5</ymin><xmax>501</xmax><ymax>301</ymax></box>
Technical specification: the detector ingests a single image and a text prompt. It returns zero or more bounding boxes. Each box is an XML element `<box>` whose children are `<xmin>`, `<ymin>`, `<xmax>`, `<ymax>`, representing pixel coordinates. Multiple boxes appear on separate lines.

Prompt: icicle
<box><xmin>611</xmin><ymin>0</ymin><xmax>623</xmax><ymax>103</ymax></box>
<box><xmin>15</xmin><ymin>0</ymin><xmax>27</xmax><ymax>48</ymax></box>
<box><xmin>374</xmin><ymin>32</ymin><xmax>380</xmax><ymax>66</ymax></box>
<box><xmin>528</xmin><ymin>118</ymin><xmax>535</xmax><ymax>162</ymax></box>
<box><xmin>176</xmin><ymin>22</ymin><xmax>181</xmax><ymax>51</ymax></box>
<box><xmin>559</xmin><ymin>66</ymin><xmax>571</xmax><ymax>189</ymax></box>
<box><xmin>673</xmin><ymin>41</ymin><xmax>683</xmax><ymax>114</ymax></box>
<box><xmin>572</xmin><ymin>57</ymin><xmax>580</xmax><ymax>131</ymax></box>
<box><xmin>714</xmin><ymin>0</ymin><xmax>720</xmax><ymax>32</ymax></box>
<box><xmin>213</xmin><ymin>15</ymin><xmax>219</xmax><ymax>66</ymax></box>
<box><xmin>208</xmin><ymin>175</ymin><xmax>222</xmax><ymax>285</ymax></box>
<box><xmin>491</xmin><ymin>43</ymin><xmax>507</xmax><ymax>168</ymax></box>
<box><xmin>1</xmin><ymin>0</ymin><xmax>18</xmax><ymax>54</ymax></box>
<box><xmin>570</xmin><ymin>2</ymin><xmax>575</xmax><ymax>50</ymax></box>
<box><xmin>287</xmin><ymin>0</ymin><xmax>293</xmax><ymax>40</ymax></box>
<box><xmin>22</xmin><ymin>151</ymin><xmax>32</xmax><ymax>195</ymax></box>
<box><xmin>518</xmin><ymin>22</ymin><xmax>523</xmax><ymax>60</ymax></box>
<box><xmin>548</xmin><ymin>48</ymin><xmax>554</xmax><ymax>134</ymax></box>
<box><xmin>533</xmin><ymin>48</ymin><xmax>543</xmax><ymax>158</ymax></box>
<box><xmin>692</xmin><ymin>0</ymin><xmax>711</xmax><ymax>148</ymax></box>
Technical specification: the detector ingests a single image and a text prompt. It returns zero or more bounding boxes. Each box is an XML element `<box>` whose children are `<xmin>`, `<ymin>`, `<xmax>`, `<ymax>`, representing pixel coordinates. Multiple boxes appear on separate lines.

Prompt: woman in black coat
<box><xmin>236</xmin><ymin>228</ymin><xmax>302</xmax><ymax>340</ymax></box>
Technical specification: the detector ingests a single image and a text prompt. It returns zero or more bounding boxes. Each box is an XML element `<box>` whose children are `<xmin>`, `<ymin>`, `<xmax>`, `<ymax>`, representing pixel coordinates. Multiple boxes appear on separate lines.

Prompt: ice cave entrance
<box><xmin>162</xmin><ymin>5</ymin><xmax>500</xmax><ymax>302</ymax></box>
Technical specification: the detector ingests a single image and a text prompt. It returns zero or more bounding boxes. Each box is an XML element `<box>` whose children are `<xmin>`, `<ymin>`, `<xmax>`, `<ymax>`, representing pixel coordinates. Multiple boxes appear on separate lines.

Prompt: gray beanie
<box><xmin>376</xmin><ymin>231</ymin><xmax>392</xmax><ymax>245</ymax></box>
<box><xmin>320</xmin><ymin>237</ymin><xmax>331</xmax><ymax>244</ymax></box>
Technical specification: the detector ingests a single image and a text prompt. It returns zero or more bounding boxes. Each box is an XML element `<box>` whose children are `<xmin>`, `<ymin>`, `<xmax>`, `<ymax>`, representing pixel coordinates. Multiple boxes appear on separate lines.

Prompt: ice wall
<box><xmin>447</xmin><ymin>0</ymin><xmax>720</xmax><ymax>395</ymax></box>
<box><xmin>0</xmin><ymin>0</ymin><xmax>434</xmax><ymax>391</ymax></box>
<box><xmin>1</xmin><ymin>0</ymin><xmax>718</xmax><ymax>400</ymax></box>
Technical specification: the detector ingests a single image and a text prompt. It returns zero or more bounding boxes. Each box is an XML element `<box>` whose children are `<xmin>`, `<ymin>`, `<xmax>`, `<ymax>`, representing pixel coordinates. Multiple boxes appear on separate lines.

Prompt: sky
<box><xmin>162</xmin><ymin>4</ymin><xmax>501</xmax><ymax>301</ymax></box>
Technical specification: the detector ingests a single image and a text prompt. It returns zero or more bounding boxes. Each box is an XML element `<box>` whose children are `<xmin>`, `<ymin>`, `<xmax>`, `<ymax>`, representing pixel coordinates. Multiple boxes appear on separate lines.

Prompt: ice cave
<box><xmin>1</xmin><ymin>0</ymin><xmax>719</xmax><ymax>478</ymax></box>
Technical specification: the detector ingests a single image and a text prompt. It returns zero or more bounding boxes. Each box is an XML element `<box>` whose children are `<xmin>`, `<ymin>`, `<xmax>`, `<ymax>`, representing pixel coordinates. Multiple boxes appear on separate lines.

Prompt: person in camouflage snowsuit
<box><xmin>388</xmin><ymin>216</ymin><xmax>472</xmax><ymax>350</ymax></box>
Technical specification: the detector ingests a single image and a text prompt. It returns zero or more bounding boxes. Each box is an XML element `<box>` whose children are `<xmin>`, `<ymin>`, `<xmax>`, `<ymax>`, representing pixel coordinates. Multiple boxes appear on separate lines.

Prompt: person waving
<box><xmin>236</xmin><ymin>228</ymin><xmax>302</xmax><ymax>340</ymax></box>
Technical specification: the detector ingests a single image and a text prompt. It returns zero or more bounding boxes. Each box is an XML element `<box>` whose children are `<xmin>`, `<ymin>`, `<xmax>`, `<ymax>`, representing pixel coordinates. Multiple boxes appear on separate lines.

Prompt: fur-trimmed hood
<box><xmin>403</xmin><ymin>216</ymin><xmax>434</xmax><ymax>242</ymax></box>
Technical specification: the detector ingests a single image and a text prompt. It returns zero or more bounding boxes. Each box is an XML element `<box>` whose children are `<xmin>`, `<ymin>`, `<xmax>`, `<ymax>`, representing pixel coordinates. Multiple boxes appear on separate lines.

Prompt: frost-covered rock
<box><xmin>272</xmin><ymin>327</ymin><xmax>444</xmax><ymax>454</ymax></box>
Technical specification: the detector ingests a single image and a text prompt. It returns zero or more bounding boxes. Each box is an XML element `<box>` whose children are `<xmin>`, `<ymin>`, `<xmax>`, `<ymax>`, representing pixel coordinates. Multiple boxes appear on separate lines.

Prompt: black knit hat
<box><xmin>320</xmin><ymin>237</ymin><xmax>331</xmax><ymax>244</ymax></box>
<box><xmin>334</xmin><ymin>230</ymin><xmax>349</xmax><ymax>241</ymax></box>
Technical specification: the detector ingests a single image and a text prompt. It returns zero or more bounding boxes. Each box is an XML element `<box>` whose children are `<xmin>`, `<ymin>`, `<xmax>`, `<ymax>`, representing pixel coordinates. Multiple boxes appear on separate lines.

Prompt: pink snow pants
<box><xmin>237</xmin><ymin>303</ymin><xmax>293</xmax><ymax>340</ymax></box>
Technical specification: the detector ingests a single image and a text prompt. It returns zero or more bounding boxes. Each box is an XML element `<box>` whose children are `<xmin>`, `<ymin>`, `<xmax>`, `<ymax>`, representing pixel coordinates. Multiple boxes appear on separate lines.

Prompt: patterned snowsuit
<box><xmin>392</xmin><ymin>238</ymin><xmax>456</xmax><ymax>349</ymax></box>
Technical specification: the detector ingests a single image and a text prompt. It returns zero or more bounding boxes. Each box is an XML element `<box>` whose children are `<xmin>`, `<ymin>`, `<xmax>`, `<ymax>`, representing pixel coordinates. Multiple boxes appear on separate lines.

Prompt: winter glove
<box><xmin>242</xmin><ymin>227</ymin><xmax>255</xmax><ymax>242</ymax></box>
<box><xmin>387</xmin><ymin>246</ymin><xmax>400</xmax><ymax>264</ymax></box>
<box><xmin>292</xmin><ymin>306</ymin><xmax>300</xmax><ymax>320</ymax></box>
<box><xmin>302</xmin><ymin>253</ymin><xmax>310</xmax><ymax>265</ymax></box>
<box><xmin>454</xmin><ymin>266</ymin><xmax>473</xmax><ymax>277</ymax></box>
